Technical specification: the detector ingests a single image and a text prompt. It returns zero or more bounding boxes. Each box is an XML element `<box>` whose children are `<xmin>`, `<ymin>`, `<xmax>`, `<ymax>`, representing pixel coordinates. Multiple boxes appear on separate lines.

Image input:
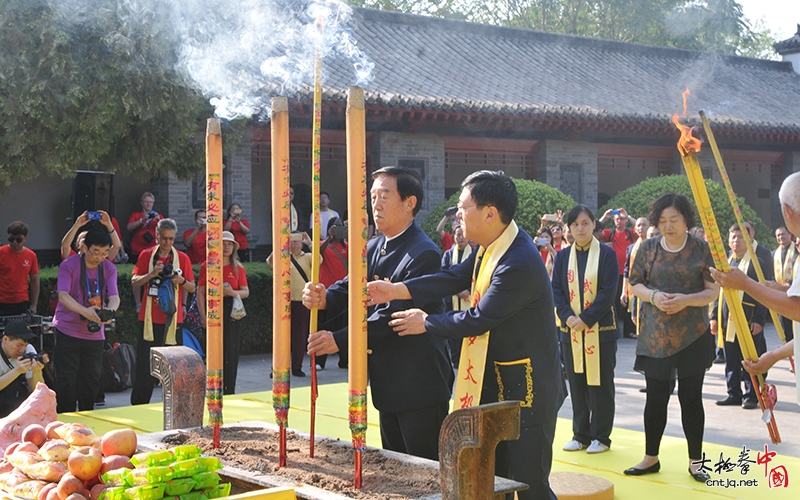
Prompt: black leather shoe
<box><xmin>716</xmin><ymin>397</ymin><xmax>742</xmax><ymax>406</ymax></box>
<box><xmin>689</xmin><ymin>467</ymin><xmax>710</xmax><ymax>482</ymax></box>
<box><xmin>624</xmin><ymin>462</ymin><xmax>660</xmax><ymax>476</ymax></box>
<box><xmin>742</xmin><ymin>399</ymin><xmax>758</xmax><ymax>410</ymax></box>
<box><xmin>292</xmin><ymin>369</ymin><xmax>306</xmax><ymax>377</ymax></box>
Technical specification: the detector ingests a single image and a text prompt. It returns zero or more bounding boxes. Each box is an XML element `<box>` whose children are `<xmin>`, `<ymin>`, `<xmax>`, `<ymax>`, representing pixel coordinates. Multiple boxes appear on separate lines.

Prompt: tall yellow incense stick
<box><xmin>271</xmin><ymin>97</ymin><xmax>292</xmax><ymax>466</ymax></box>
<box><xmin>346</xmin><ymin>87</ymin><xmax>368</xmax><ymax>489</ymax></box>
<box><xmin>205</xmin><ymin>119</ymin><xmax>224</xmax><ymax>448</ymax></box>
<box><xmin>673</xmin><ymin>113</ymin><xmax>780</xmax><ymax>444</ymax></box>
<box><xmin>308</xmin><ymin>15</ymin><xmax>324</xmax><ymax>458</ymax></box>
<box><xmin>699</xmin><ymin>112</ymin><xmax>791</xmax><ymax>353</ymax></box>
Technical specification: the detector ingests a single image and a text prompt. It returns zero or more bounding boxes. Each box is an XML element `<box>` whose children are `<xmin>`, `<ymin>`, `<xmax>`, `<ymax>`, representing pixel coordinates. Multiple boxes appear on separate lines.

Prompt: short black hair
<box><xmin>84</xmin><ymin>230</ymin><xmax>112</xmax><ymax>249</ymax></box>
<box><xmin>371</xmin><ymin>166</ymin><xmax>424</xmax><ymax>216</ymax></box>
<box><xmin>321</xmin><ymin>191</ymin><xmax>330</xmax><ymax>197</ymax></box>
<box><xmin>195</xmin><ymin>209</ymin><xmax>206</xmax><ymax>218</ymax></box>
<box><xmin>7</xmin><ymin>221</ymin><xmax>28</xmax><ymax>236</ymax></box>
<box><xmin>594</xmin><ymin>220</ymin><xmax>605</xmax><ymax>233</ymax></box>
<box><xmin>648</xmin><ymin>193</ymin><xmax>696</xmax><ymax>229</ymax></box>
<box><xmin>728</xmin><ymin>223</ymin><xmax>743</xmax><ymax>234</ymax></box>
<box><xmin>461</xmin><ymin>170</ymin><xmax>517</xmax><ymax>224</ymax></box>
<box><xmin>566</xmin><ymin>205</ymin><xmax>596</xmax><ymax>227</ymax></box>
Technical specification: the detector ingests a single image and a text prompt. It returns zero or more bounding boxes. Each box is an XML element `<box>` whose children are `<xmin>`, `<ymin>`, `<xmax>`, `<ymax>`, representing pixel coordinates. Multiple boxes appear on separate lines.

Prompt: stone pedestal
<box><xmin>150</xmin><ymin>346</ymin><xmax>205</xmax><ymax>430</ymax></box>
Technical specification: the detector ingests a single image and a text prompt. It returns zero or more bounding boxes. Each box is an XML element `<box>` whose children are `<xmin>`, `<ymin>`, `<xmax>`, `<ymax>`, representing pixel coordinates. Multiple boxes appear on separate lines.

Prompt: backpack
<box><xmin>182</xmin><ymin>328</ymin><xmax>205</xmax><ymax>359</ymax></box>
<box><xmin>102</xmin><ymin>342</ymin><xmax>136</xmax><ymax>392</ymax></box>
<box><xmin>608</xmin><ymin>228</ymin><xmax>635</xmax><ymax>244</ymax></box>
<box><xmin>157</xmin><ymin>280</ymin><xmax>177</xmax><ymax>317</ymax></box>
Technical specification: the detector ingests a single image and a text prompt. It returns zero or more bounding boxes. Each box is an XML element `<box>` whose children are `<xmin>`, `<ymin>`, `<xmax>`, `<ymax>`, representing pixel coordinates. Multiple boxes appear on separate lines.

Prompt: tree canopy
<box><xmin>349</xmin><ymin>0</ymin><xmax>778</xmax><ymax>59</ymax></box>
<box><xmin>0</xmin><ymin>0</ymin><xmax>219</xmax><ymax>187</ymax></box>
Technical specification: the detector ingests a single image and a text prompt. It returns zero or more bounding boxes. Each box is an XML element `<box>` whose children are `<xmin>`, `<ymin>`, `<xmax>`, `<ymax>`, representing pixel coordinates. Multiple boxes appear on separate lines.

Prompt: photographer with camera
<box><xmin>130</xmin><ymin>218</ymin><xmax>195</xmax><ymax>405</ymax></box>
<box><xmin>436</xmin><ymin>206</ymin><xmax>459</xmax><ymax>251</ymax></box>
<box><xmin>52</xmin><ymin>229</ymin><xmax>119</xmax><ymax>413</ymax></box>
<box><xmin>60</xmin><ymin>210</ymin><xmax>123</xmax><ymax>262</ymax></box>
<box><xmin>0</xmin><ymin>321</ymin><xmax>47</xmax><ymax>417</ymax></box>
<box><xmin>224</xmin><ymin>204</ymin><xmax>251</xmax><ymax>262</ymax></box>
<box><xmin>127</xmin><ymin>192</ymin><xmax>163</xmax><ymax>265</ymax></box>
<box><xmin>183</xmin><ymin>210</ymin><xmax>207</xmax><ymax>265</ymax></box>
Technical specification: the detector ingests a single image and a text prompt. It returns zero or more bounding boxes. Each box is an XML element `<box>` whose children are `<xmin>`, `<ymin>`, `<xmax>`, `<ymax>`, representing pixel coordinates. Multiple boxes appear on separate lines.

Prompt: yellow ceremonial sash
<box><xmin>774</xmin><ymin>244</ymin><xmax>797</xmax><ymax>285</ymax></box>
<box><xmin>626</xmin><ymin>239</ymin><xmax>642</xmax><ymax>312</ymax></box>
<box><xmin>455</xmin><ymin>221</ymin><xmax>519</xmax><ymax>409</ymax></box>
<box><xmin>720</xmin><ymin>252</ymin><xmax>751</xmax><ymax>343</ymax></box>
<box><xmin>567</xmin><ymin>237</ymin><xmax>601</xmax><ymax>386</ymax></box>
<box><xmin>143</xmin><ymin>246</ymin><xmax>181</xmax><ymax>344</ymax></box>
<box><xmin>451</xmin><ymin>244</ymin><xmax>472</xmax><ymax>311</ymax></box>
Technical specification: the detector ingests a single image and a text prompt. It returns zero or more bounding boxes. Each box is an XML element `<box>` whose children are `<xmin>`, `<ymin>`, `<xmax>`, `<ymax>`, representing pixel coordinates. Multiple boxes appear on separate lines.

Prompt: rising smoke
<box><xmin>49</xmin><ymin>0</ymin><xmax>374</xmax><ymax>120</ymax></box>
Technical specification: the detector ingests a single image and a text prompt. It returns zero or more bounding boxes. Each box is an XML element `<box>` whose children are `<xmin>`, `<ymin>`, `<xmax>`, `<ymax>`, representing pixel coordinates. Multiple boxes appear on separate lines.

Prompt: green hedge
<box><xmin>35</xmin><ymin>262</ymin><xmax>274</xmax><ymax>354</ymax></box>
<box><xmin>421</xmin><ymin>178</ymin><xmax>577</xmax><ymax>245</ymax></box>
<box><xmin>599</xmin><ymin>175</ymin><xmax>775</xmax><ymax>250</ymax></box>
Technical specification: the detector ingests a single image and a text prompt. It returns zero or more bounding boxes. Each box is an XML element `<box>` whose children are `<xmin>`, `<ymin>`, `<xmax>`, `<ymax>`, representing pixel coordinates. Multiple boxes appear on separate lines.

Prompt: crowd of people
<box><xmin>3</xmin><ymin>169</ymin><xmax>800</xmax><ymax>498</ymax></box>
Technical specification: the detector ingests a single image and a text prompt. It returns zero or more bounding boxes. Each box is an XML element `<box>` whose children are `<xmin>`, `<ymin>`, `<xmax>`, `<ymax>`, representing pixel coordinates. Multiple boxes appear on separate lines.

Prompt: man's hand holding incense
<box><xmin>709</xmin><ymin>267</ymin><xmax>750</xmax><ymax>290</ymax></box>
<box><xmin>308</xmin><ymin>330</ymin><xmax>339</xmax><ymax>355</ymax></box>
<box><xmin>302</xmin><ymin>283</ymin><xmax>327</xmax><ymax>310</ymax></box>
<box><xmin>389</xmin><ymin>309</ymin><xmax>428</xmax><ymax>336</ymax></box>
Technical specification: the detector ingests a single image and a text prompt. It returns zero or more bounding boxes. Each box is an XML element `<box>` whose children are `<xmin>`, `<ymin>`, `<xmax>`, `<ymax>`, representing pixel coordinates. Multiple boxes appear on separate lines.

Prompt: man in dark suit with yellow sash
<box><xmin>711</xmin><ymin>225</ymin><xmax>767</xmax><ymax>410</ymax></box>
<box><xmin>367</xmin><ymin>170</ymin><xmax>565</xmax><ymax>500</ymax></box>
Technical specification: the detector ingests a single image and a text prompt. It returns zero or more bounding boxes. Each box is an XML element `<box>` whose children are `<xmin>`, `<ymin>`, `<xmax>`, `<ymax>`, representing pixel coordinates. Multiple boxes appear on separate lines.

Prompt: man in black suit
<box><xmin>303</xmin><ymin>167</ymin><xmax>451</xmax><ymax>461</ymax></box>
<box><xmin>712</xmin><ymin>225</ymin><xmax>768</xmax><ymax>410</ymax></box>
<box><xmin>367</xmin><ymin>170</ymin><xmax>565</xmax><ymax>500</ymax></box>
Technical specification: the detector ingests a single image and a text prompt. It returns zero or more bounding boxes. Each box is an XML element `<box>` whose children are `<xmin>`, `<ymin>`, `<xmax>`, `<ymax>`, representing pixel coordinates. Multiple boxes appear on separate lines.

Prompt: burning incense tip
<box><xmin>207</xmin><ymin>118</ymin><xmax>221</xmax><ymax>136</ymax></box>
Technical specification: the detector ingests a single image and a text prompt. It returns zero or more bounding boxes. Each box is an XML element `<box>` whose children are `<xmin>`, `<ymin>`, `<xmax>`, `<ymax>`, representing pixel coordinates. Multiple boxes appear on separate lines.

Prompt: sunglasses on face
<box><xmin>8</xmin><ymin>235</ymin><xmax>24</xmax><ymax>243</ymax></box>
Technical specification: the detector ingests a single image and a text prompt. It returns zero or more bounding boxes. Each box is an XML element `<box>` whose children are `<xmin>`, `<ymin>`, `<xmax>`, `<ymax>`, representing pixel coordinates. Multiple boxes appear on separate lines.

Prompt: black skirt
<box><xmin>634</xmin><ymin>330</ymin><xmax>715</xmax><ymax>381</ymax></box>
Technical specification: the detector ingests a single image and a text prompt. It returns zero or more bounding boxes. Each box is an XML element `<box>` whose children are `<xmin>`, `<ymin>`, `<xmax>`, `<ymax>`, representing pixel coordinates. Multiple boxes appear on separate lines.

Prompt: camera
<box><xmin>85</xmin><ymin>309</ymin><xmax>115</xmax><ymax>333</ymax></box>
<box><xmin>543</xmin><ymin>214</ymin><xmax>558</xmax><ymax>222</ymax></box>
<box><xmin>199</xmin><ymin>218</ymin><xmax>207</xmax><ymax>225</ymax></box>
<box><xmin>148</xmin><ymin>210</ymin><xmax>157</xmax><ymax>219</ymax></box>
<box><xmin>21</xmin><ymin>352</ymin><xmax>45</xmax><ymax>364</ymax></box>
<box><xmin>536</xmin><ymin>237</ymin><xmax>550</xmax><ymax>246</ymax></box>
<box><xmin>86</xmin><ymin>211</ymin><xmax>102</xmax><ymax>221</ymax></box>
<box><xmin>444</xmin><ymin>206</ymin><xmax>458</xmax><ymax>217</ymax></box>
<box><xmin>610</xmin><ymin>209</ymin><xmax>620</xmax><ymax>215</ymax></box>
<box><xmin>232</xmin><ymin>208</ymin><xmax>243</xmax><ymax>216</ymax></box>
<box><xmin>334</xmin><ymin>226</ymin><xmax>347</xmax><ymax>240</ymax></box>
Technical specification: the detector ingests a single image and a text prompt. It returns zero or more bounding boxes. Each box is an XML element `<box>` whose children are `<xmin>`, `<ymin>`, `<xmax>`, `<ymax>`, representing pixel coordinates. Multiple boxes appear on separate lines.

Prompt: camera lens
<box><xmin>87</xmin><ymin>321</ymin><xmax>101</xmax><ymax>333</ymax></box>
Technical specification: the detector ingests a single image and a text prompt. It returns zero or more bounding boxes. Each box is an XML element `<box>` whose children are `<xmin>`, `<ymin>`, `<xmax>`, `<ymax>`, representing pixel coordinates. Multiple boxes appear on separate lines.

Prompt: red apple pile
<box><xmin>0</xmin><ymin>422</ymin><xmax>137</xmax><ymax>500</ymax></box>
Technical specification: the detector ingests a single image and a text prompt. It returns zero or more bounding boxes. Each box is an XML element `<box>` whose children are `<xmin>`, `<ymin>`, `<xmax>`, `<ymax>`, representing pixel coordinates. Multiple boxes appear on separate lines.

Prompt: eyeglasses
<box><xmin>8</xmin><ymin>235</ymin><xmax>24</xmax><ymax>243</ymax></box>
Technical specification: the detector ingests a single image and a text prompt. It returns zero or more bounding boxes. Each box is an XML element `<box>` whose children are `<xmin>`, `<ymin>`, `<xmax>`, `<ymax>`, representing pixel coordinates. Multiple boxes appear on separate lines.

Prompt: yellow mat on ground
<box><xmin>62</xmin><ymin>383</ymin><xmax>797</xmax><ymax>499</ymax></box>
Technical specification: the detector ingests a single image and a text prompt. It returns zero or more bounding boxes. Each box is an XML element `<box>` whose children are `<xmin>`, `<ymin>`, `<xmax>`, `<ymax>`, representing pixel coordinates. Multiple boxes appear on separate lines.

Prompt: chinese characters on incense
<box><xmin>205</xmin><ymin>118</ymin><xmax>224</xmax><ymax>447</ymax></box>
<box><xmin>271</xmin><ymin>97</ymin><xmax>292</xmax><ymax>467</ymax></box>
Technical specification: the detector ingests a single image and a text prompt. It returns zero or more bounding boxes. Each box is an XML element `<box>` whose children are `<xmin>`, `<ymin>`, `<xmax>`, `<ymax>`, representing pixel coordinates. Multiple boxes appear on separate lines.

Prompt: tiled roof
<box><xmin>311</xmin><ymin>8</ymin><xmax>800</xmax><ymax>135</ymax></box>
<box><xmin>774</xmin><ymin>25</ymin><xmax>800</xmax><ymax>55</ymax></box>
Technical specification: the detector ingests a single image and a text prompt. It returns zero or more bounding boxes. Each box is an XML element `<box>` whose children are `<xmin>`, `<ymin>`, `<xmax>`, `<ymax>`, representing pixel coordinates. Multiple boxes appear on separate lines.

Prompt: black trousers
<box><xmin>290</xmin><ymin>301</ymin><xmax>309</xmax><ymax>371</ymax></box>
<box><xmin>0</xmin><ymin>302</ymin><xmax>30</xmax><ymax>316</ymax></box>
<box><xmin>562</xmin><ymin>339</ymin><xmax>617</xmax><ymax>446</ymax></box>
<box><xmin>379</xmin><ymin>401</ymin><xmax>449</xmax><ymax>461</ymax></box>
<box><xmin>223</xmin><ymin>298</ymin><xmax>241</xmax><ymax>395</ymax></box>
<box><xmin>644</xmin><ymin>372</ymin><xmax>705</xmax><ymax>459</ymax></box>
<box><xmin>130</xmin><ymin>322</ymin><xmax>182</xmax><ymax>405</ymax></box>
<box><xmin>780</xmin><ymin>316</ymin><xmax>794</xmax><ymax>342</ymax></box>
<box><xmin>724</xmin><ymin>331</ymin><xmax>768</xmax><ymax>402</ymax></box>
<box><xmin>54</xmin><ymin>329</ymin><xmax>104</xmax><ymax>413</ymax></box>
<box><xmin>496</xmin><ymin>417</ymin><xmax>558</xmax><ymax>500</ymax></box>
<box><xmin>615</xmin><ymin>276</ymin><xmax>635</xmax><ymax>335</ymax></box>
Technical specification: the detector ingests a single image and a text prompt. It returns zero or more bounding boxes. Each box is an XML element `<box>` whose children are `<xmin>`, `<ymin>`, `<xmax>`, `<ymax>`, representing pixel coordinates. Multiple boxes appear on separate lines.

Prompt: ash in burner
<box><xmin>163</xmin><ymin>427</ymin><xmax>440</xmax><ymax>500</ymax></box>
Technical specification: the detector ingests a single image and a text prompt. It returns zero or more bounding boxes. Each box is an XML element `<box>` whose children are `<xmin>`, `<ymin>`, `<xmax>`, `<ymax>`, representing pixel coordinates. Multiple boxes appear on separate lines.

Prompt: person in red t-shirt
<box><xmin>197</xmin><ymin>231</ymin><xmax>249</xmax><ymax>394</ymax></box>
<box><xmin>60</xmin><ymin>211</ymin><xmax>123</xmax><ymax>262</ymax></box>
<box><xmin>183</xmin><ymin>210</ymin><xmax>207</xmax><ymax>265</ymax></box>
<box><xmin>130</xmin><ymin>218</ymin><xmax>195</xmax><ymax>405</ymax></box>
<box><xmin>127</xmin><ymin>192</ymin><xmax>163</xmax><ymax>265</ymax></box>
<box><xmin>436</xmin><ymin>207</ymin><xmax>459</xmax><ymax>250</ymax></box>
<box><xmin>600</xmin><ymin>207</ymin><xmax>638</xmax><ymax>338</ymax></box>
<box><xmin>317</xmin><ymin>217</ymin><xmax>348</xmax><ymax>369</ymax></box>
<box><xmin>0</xmin><ymin>221</ymin><xmax>39</xmax><ymax>316</ymax></box>
<box><xmin>224</xmin><ymin>204</ymin><xmax>250</xmax><ymax>262</ymax></box>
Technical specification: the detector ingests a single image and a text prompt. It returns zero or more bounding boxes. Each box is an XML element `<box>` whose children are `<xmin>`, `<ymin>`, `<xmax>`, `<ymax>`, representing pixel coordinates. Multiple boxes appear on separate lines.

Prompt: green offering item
<box><xmin>98</xmin><ymin>486</ymin><xmax>127</xmax><ymax>500</ymax></box>
<box><xmin>128</xmin><ymin>466</ymin><xmax>174</xmax><ymax>486</ymax></box>
<box><xmin>170</xmin><ymin>459</ymin><xmax>203</xmax><ymax>478</ymax></box>
<box><xmin>132</xmin><ymin>450</ymin><xmax>177</xmax><ymax>468</ymax></box>
<box><xmin>124</xmin><ymin>483</ymin><xmax>166</xmax><ymax>500</ymax></box>
<box><xmin>171</xmin><ymin>445</ymin><xmax>203</xmax><ymax>461</ymax></box>
<box><xmin>176</xmin><ymin>492</ymin><xmax>207</xmax><ymax>500</ymax></box>
<box><xmin>190</xmin><ymin>471</ymin><xmax>221</xmax><ymax>490</ymax></box>
<box><xmin>102</xmin><ymin>468</ymin><xmax>132</xmax><ymax>487</ymax></box>
<box><xmin>164</xmin><ymin>478</ymin><xmax>196</xmax><ymax>496</ymax></box>
<box><xmin>196</xmin><ymin>457</ymin><xmax>223</xmax><ymax>473</ymax></box>
<box><xmin>203</xmin><ymin>482</ymin><xmax>231</xmax><ymax>498</ymax></box>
